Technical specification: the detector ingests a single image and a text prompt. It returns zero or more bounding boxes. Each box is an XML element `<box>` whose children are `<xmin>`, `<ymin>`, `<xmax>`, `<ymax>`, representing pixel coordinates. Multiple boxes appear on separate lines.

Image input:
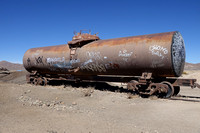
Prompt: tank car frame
<box><xmin>26</xmin><ymin>70</ymin><xmax>199</xmax><ymax>98</ymax></box>
<box><xmin>24</xmin><ymin>31</ymin><xmax>200</xmax><ymax>98</ymax></box>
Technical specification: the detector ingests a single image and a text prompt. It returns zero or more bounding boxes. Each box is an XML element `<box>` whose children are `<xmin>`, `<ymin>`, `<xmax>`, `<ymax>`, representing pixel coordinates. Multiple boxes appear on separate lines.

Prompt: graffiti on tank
<box><xmin>122</xmin><ymin>58</ymin><xmax>128</xmax><ymax>62</ymax></box>
<box><xmin>53</xmin><ymin>63</ymin><xmax>72</xmax><ymax>69</ymax></box>
<box><xmin>149</xmin><ymin>45</ymin><xmax>168</xmax><ymax>59</ymax></box>
<box><xmin>46</xmin><ymin>57</ymin><xmax>81</xmax><ymax>71</ymax></box>
<box><xmin>118</xmin><ymin>50</ymin><xmax>133</xmax><ymax>62</ymax></box>
<box><xmin>69</xmin><ymin>59</ymin><xmax>80</xmax><ymax>64</ymax></box>
<box><xmin>83</xmin><ymin>59</ymin><xmax>93</xmax><ymax>65</ymax></box>
<box><xmin>86</xmin><ymin>51</ymin><xmax>102</xmax><ymax>60</ymax></box>
<box><xmin>46</xmin><ymin>57</ymin><xmax>65</xmax><ymax>65</ymax></box>
<box><xmin>35</xmin><ymin>56</ymin><xmax>44</xmax><ymax>65</ymax></box>
<box><xmin>119</xmin><ymin>50</ymin><xmax>133</xmax><ymax>57</ymax></box>
<box><xmin>80</xmin><ymin>63</ymin><xmax>106</xmax><ymax>72</ymax></box>
<box><xmin>46</xmin><ymin>57</ymin><xmax>66</xmax><ymax>71</ymax></box>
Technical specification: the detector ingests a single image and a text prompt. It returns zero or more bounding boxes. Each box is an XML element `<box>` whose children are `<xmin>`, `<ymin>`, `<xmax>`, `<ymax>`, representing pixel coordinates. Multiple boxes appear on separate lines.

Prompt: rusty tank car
<box><xmin>23</xmin><ymin>31</ymin><xmax>200</xmax><ymax>98</ymax></box>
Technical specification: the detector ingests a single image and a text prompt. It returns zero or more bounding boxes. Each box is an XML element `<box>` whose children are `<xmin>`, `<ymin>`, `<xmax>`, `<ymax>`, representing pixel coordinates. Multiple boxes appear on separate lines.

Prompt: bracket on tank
<box><xmin>139</xmin><ymin>72</ymin><xmax>152</xmax><ymax>82</ymax></box>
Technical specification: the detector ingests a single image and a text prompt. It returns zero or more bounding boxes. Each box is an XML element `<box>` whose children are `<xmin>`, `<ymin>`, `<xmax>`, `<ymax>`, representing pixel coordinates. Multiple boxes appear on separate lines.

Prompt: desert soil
<box><xmin>0</xmin><ymin>71</ymin><xmax>200</xmax><ymax>133</ymax></box>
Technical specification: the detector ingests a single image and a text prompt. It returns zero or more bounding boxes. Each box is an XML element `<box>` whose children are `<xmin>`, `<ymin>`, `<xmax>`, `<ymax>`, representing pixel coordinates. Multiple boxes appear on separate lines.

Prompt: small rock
<box><xmin>50</xmin><ymin>103</ymin><xmax>55</xmax><ymax>107</ymax></box>
<box><xmin>38</xmin><ymin>103</ymin><xmax>43</xmax><ymax>106</ymax></box>
<box><xmin>33</xmin><ymin>100</ymin><xmax>39</xmax><ymax>105</ymax></box>
<box><xmin>27</xmin><ymin>90</ymin><xmax>31</xmax><ymax>93</ymax></box>
<box><xmin>30</xmin><ymin>102</ymin><xmax>33</xmax><ymax>106</ymax></box>
<box><xmin>46</xmin><ymin>102</ymin><xmax>51</xmax><ymax>107</ymax></box>
<box><xmin>154</xmin><ymin>130</ymin><xmax>159</xmax><ymax>133</ymax></box>
<box><xmin>42</xmin><ymin>104</ymin><xmax>46</xmax><ymax>107</ymax></box>
<box><xmin>72</xmin><ymin>102</ymin><xmax>77</xmax><ymax>105</ymax></box>
<box><xmin>19</xmin><ymin>95</ymin><xmax>24</xmax><ymax>100</ymax></box>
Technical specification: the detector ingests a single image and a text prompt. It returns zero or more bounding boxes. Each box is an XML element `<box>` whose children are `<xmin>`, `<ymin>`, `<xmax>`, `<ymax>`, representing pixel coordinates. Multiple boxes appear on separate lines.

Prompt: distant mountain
<box><xmin>0</xmin><ymin>61</ymin><xmax>25</xmax><ymax>70</ymax></box>
<box><xmin>184</xmin><ymin>62</ymin><xmax>200</xmax><ymax>70</ymax></box>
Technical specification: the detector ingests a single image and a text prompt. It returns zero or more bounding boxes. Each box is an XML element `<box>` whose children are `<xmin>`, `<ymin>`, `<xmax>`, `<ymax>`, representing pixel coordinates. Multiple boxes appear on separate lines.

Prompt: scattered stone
<box><xmin>46</xmin><ymin>102</ymin><xmax>51</xmax><ymax>107</ymax></box>
<box><xmin>24</xmin><ymin>90</ymin><xmax>31</xmax><ymax>94</ymax></box>
<box><xmin>18</xmin><ymin>93</ymin><xmax>76</xmax><ymax>112</ymax></box>
<box><xmin>19</xmin><ymin>95</ymin><xmax>24</xmax><ymax>100</ymax></box>
<box><xmin>72</xmin><ymin>102</ymin><xmax>77</xmax><ymax>105</ymax></box>
<box><xmin>50</xmin><ymin>103</ymin><xmax>55</xmax><ymax>107</ymax></box>
<box><xmin>47</xmin><ymin>130</ymin><xmax>57</xmax><ymax>133</ymax></box>
<box><xmin>127</xmin><ymin>93</ymin><xmax>139</xmax><ymax>99</ymax></box>
<box><xmin>82</xmin><ymin>88</ymin><xmax>94</xmax><ymax>97</ymax></box>
<box><xmin>154</xmin><ymin>130</ymin><xmax>159</xmax><ymax>133</ymax></box>
<box><xmin>42</xmin><ymin>103</ymin><xmax>46</xmax><ymax>107</ymax></box>
<box><xmin>149</xmin><ymin>96</ymin><xmax>158</xmax><ymax>100</ymax></box>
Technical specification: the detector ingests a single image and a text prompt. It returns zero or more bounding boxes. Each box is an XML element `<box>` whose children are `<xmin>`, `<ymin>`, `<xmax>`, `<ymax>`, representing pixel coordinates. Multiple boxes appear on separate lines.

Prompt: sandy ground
<box><xmin>0</xmin><ymin>71</ymin><xmax>200</xmax><ymax>133</ymax></box>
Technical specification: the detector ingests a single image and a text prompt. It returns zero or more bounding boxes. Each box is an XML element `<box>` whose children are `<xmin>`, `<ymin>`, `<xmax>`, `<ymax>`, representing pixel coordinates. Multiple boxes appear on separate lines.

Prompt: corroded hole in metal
<box><xmin>172</xmin><ymin>31</ymin><xmax>185</xmax><ymax>77</ymax></box>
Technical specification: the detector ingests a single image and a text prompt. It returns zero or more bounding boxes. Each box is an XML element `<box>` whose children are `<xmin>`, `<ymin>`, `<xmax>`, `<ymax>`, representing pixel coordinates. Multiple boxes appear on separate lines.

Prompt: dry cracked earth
<box><xmin>0</xmin><ymin>70</ymin><xmax>200</xmax><ymax>133</ymax></box>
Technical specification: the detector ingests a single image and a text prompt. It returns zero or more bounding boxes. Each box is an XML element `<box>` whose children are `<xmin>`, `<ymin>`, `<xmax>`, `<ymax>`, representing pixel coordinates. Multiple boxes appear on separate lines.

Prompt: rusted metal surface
<box><xmin>76</xmin><ymin>31</ymin><xmax>185</xmax><ymax>77</ymax></box>
<box><xmin>23</xmin><ymin>31</ymin><xmax>185</xmax><ymax>78</ymax></box>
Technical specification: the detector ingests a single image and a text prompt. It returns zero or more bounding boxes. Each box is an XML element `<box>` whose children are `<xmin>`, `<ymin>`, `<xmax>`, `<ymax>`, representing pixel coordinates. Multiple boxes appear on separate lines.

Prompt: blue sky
<box><xmin>0</xmin><ymin>0</ymin><xmax>200</xmax><ymax>64</ymax></box>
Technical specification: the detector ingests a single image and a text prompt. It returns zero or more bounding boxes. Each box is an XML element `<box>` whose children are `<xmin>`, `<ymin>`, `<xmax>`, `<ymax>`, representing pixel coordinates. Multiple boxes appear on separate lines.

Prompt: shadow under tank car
<box><xmin>23</xmin><ymin>30</ymin><xmax>200</xmax><ymax>98</ymax></box>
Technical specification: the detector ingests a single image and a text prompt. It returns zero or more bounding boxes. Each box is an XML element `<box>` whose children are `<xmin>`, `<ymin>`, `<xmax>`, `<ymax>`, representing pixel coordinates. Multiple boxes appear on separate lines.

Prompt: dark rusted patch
<box><xmin>84</xmin><ymin>31</ymin><xmax>176</xmax><ymax>48</ymax></box>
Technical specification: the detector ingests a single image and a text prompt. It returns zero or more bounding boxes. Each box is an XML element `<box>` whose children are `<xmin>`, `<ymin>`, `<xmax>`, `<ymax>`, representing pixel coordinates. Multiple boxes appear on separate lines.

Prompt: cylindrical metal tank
<box><xmin>23</xmin><ymin>31</ymin><xmax>185</xmax><ymax>77</ymax></box>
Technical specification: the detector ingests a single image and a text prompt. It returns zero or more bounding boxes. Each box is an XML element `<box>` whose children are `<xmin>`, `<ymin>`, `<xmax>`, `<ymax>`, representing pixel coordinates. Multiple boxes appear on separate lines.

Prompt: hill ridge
<box><xmin>0</xmin><ymin>60</ymin><xmax>25</xmax><ymax>70</ymax></box>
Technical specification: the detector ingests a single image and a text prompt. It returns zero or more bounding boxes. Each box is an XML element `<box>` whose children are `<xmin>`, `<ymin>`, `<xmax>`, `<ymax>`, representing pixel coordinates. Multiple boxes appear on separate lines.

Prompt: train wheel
<box><xmin>33</xmin><ymin>78</ymin><xmax>38</xmax><ymax>85</ymax></box>
<box><xmin>30</xmin><ymin>78</ymin><xmax>34</xmax><ymax>85</ymax></box>
<box><xmin>173</xmin><ymin>86</ymin><xmax>180</xmax><ymax>96</ymax></box>
<box><xmin>161</xmin><ymin>81</ymin><xmax>174</xmax><ymax>98</ymax></box>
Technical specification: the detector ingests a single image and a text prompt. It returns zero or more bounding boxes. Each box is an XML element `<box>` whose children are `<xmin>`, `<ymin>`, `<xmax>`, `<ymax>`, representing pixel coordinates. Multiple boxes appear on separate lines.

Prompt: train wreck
<box><xmin>23</xmin><ymin>31</ymin><xmax>200</xmax><ymax>98</ymax></box>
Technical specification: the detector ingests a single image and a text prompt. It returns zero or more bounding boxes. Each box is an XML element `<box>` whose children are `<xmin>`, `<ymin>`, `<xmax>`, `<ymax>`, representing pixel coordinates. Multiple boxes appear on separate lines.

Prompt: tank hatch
<box><xmin>68</xmin><ymin>30</ymin><xmax>100</xmax><ymax>48</ymax></box>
